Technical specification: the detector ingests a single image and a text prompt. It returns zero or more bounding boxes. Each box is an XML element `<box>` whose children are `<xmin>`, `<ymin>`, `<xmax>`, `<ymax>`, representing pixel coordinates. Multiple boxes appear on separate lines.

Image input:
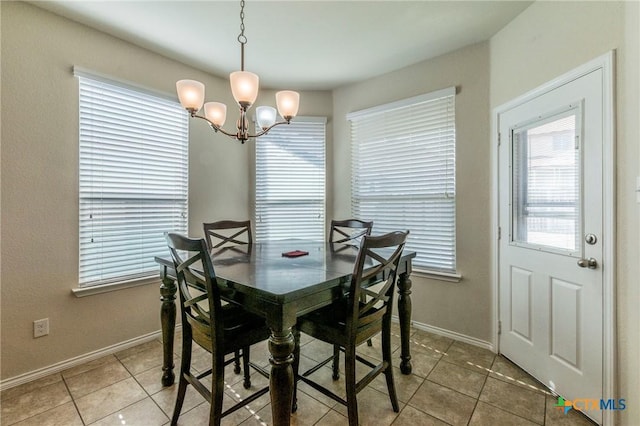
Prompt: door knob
<box><xmin>577</xmin><ymin>258</ymin><xmax>598</xmax><ymax>269</ymax></box>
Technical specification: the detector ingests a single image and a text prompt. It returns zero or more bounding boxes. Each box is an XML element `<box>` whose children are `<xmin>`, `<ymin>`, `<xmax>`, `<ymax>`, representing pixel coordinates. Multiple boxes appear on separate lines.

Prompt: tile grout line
<box><xmin>59</xmin><ymin>372</ymin><xmax>88</xmax><ymax>426</ymax></box>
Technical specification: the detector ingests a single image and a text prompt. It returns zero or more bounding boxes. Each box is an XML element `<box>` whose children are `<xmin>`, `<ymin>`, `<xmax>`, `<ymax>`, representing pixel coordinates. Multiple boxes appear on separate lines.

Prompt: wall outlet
<box><xmin>33</xmin><ymin>318</ymin><xmax>49</xmax><ymax>338</ymax></box>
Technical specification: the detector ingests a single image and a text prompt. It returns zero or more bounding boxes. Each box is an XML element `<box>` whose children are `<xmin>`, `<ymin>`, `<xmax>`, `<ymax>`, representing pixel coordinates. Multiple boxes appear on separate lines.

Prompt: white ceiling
<box><xmin>30</xmin><ymin>0</ymin><xmax>532</xmax><ymax>91</ymax></box>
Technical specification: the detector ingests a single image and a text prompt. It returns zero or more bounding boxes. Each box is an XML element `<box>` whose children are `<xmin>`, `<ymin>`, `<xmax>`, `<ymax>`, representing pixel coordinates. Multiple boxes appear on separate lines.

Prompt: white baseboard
<box><xmin>2</xmin><ymin>320</ymin><xmax>494</xmax><ymax>392</ymax></box>
<box><xmin>392</xmin><ymin>315</ymin><xmax>495</xmax><ymax>352</ymax></box>
<box><xmin>0</xmin><ymin>330</ymin><xmax>164</xmax><ymax>392</ymax></box>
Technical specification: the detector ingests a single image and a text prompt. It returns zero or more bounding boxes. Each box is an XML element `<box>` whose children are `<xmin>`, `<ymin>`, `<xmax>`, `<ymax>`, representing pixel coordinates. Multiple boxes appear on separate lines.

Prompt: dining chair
<box><xmin>330</xmin><ymin>218</ymin><xmax>375</xmax><ymax>360</ymax></box>
<box><xmin>203</xmin><ymin>219</ymin><xmax>253</xmax><ymax>372</ymax></box>
<box><xmin>203</xmin><ymin>219</ymin><xmax>252</xmax><ymax>249</ymax></box>
<box><xmin>329</xmin><ymin>219</ymin><xmax>373</xmax><ymax>245</ymax></box>
<box><xmin>293</xmin><ymin>230</ymin><xmax>409</xmax><ymax>426</ymax></box>
<box><xmin>166</xmin><ymin>233</ymin><xmax>270</xmax><ymax>426</ymax></box>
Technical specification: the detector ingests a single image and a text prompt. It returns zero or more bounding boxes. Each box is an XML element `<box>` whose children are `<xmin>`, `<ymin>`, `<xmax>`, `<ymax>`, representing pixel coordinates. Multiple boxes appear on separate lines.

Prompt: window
<box><xmin>349</xmin><ymin>87</ymin><xmax>456</xmax><ymax>273</ymax></box>
<box><xmin>255</xmin><ymin>117</ymin><xmax>326</xmax><ymax>241</ymax></box>
<box><xmin>76</xmin><ymin>69</ymin><xmax>189</xmax><ymax>287</ymax></box>
<box><xmin>512</xmin><ymin>109</ymin><xmax>580</xmax><ymax>252</ymax></box>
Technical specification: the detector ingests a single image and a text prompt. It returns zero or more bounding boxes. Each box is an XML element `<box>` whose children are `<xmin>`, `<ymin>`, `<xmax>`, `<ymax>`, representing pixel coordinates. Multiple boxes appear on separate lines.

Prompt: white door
<box><xmin>498</xmin><ymin>65</ymin><xmax>608</xmax><ymax>424</ymax></box>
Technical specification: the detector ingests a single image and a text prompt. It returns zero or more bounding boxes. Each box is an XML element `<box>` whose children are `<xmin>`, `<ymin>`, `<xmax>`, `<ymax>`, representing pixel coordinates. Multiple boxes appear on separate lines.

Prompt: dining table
<box><xmin>155</xmin><ymin>239</ymin><xmax>416</xmax><ymax>426</ymax></box>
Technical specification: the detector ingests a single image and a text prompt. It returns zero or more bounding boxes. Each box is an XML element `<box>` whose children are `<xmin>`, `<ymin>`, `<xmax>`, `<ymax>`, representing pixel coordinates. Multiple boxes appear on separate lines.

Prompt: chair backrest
<box><xmin>346</xmin><ymin>231</ymin><xmax>409</xmax><ymax>336</ymax></box>
<box><xmin>329</xmin><ymin>219</ymin><xmax>373</xmax><ymax>245</ymax></box>
<box><xmin>203</xmin><ymin>220</ymin><xmax>252</xmax><ymax>249</ymax></box>
<box><xmin>166</xmin><ymin>233</ymin><xmax>223</xmax><ymax>353</ymax></box>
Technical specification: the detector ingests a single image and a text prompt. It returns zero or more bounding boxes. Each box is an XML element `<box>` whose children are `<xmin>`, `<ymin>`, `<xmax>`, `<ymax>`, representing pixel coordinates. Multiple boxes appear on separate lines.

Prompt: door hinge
<box><xmin>498</xmin><ymin>320</ymin><xmax>502</xmax><ymax>335</ymax></box>
<box><xmin>498</xmin><ymin>132</ymin><xmax>501</xmax><ymax>146</ymax></box>
<box><xmin>498</xmin><ymin>227</ymin><xmax>502</xmax><ymax>240</ymax></box>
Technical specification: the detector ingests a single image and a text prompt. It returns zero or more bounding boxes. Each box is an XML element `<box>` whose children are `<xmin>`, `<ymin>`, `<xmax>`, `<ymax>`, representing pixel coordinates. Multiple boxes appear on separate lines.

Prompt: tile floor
<box><xmin>1</xmin><ymin>325</ymin><xmax>597</xmax><ymax>425</ymax></box>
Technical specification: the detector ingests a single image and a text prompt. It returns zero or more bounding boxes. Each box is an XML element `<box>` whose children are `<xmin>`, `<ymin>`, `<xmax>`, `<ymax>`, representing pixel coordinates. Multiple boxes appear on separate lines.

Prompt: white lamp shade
<box><xmin>256</xmin><ymin>106</ymin><xmax>277</xmax><ymax>129</ymax></box>
<box><xmin>176</xmin><ymin>80</ymin><xmax>205</xmax><ymax>111</ymax></box>
<box><xmin>230</xmin><ymin>71</ymin><xmax>259</xmax><ymax>107</ymax></box>
<box><xmin>276</xmin><ymin>91</ymin><xmax>300</xmax><ymax>119</ymax></box>
<box><xmin>204</xmin><ymin>102</ymin><xmax>227</xmax><ymax>127</ymax></box>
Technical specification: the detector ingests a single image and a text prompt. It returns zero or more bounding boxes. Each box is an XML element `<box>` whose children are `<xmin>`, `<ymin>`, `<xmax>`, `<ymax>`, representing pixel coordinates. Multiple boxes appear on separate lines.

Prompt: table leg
<box><xmin>397</xmin><ymin>271</ymin><xmax>413</xmax><ymax>374</ymax></box>
<box><xmin>160</xmin><ymin>271</ymin><xmax>177</xmax><ymax>386</ymax></box>
<box><xmin>268</xmin><ymin>327</ymin><xmax>295</xmax><ymax>426</ymax></box>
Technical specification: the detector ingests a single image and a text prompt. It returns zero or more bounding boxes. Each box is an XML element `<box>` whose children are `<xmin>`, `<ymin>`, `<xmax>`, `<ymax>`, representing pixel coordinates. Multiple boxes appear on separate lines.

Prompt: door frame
<box><xmin>491</xmin><ymin>51</ymin><xmax>616</xmax><ymax>425</ymax></box>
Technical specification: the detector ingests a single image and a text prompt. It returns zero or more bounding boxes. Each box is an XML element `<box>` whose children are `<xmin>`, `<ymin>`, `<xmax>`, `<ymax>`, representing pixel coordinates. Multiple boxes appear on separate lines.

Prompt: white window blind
<box><xmin>77</xmin><ymin>71</ymin><xmax>189</xmax><ymax>287</ymax></box>
<box><xmin>349</xmin><ymin>87</ymin><xmax>456</xmax><ymax>272</ymax></box>
<box><xmin>255</xmin><ymin>117</ymin><xmax>326</xmax><ymax>241</ymax></box>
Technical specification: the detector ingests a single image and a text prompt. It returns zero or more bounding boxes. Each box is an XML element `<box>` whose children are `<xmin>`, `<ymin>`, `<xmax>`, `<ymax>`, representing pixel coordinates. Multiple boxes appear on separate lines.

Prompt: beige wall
<box><xmin>490</xmin><ymin>0</ymin><xmax>639</xmax><ymax>422</ymax></box>
<box><xmin>0</xmin><ymin>1</ymin><xmax>331</xmax><ymax>380</ymax></box>
<box><xmin>333</xmin><ymin>42</ymin><xmax>493</xmax><ymax>342</ymax></box>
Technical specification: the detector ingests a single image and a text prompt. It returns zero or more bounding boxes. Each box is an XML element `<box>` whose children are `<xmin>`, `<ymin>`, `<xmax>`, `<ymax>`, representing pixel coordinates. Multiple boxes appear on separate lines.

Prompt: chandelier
<box><xmin>175</xmin><ymin>0</ymin><xmax>300</xmax><ymax>144</ymax></box>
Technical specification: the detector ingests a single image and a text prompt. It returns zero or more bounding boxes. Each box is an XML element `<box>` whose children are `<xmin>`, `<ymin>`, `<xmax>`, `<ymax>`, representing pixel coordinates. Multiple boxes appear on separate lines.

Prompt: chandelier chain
<box><xmin>237</xmin><ymin>0</ymin><xmax>247</xmax><ymax>45</ymax></box>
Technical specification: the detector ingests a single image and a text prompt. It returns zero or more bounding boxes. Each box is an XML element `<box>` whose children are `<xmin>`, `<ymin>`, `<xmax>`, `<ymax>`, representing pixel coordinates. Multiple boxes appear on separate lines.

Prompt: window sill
<box><xmin>412</xmin><ymin>269</ymin><xmax>462</xmax><ymax>283</ymax></box>
<box><xmin>71</xmin><ymin>276</ymin><xmax>160</xmax><ymax>297</ymax></box>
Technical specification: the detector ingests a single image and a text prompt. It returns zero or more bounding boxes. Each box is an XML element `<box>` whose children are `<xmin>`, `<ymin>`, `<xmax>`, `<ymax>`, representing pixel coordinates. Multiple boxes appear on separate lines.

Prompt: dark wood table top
<box><xmin>155</xmin><ymin>239</ymin><xmax>415</xmax><ymax>303</ymax></box>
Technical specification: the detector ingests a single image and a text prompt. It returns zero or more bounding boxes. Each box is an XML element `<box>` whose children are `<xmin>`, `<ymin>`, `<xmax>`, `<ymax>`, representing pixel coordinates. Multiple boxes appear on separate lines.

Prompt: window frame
<box><xmin>348</xmin><ymin>87</ymin><xmax>458</xmax><ymax>277</ymax></box>
<box><xmin>74</xmin><ymin>68</ymin><xmax>189</xmax><ymax>293</ymax></box>
<box><xmin>253</xmin><ymin>116</ymin><xmax>327</xmax><ymax>242</ymax></box>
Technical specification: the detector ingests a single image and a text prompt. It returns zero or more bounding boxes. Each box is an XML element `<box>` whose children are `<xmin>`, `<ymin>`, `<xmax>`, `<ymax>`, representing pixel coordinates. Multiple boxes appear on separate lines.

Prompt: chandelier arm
<box><xmin>252</xmin><ymin>120</ymin><xmax>291</xmax><ymax>138</ymax></box>
<box><xmin>191</xmin><ymin>113</ymin><xmax>239</xmax><ymax>139</ymax></box>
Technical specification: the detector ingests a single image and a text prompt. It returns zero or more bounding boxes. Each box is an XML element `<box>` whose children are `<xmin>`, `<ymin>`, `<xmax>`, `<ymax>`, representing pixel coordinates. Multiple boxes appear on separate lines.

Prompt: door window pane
<box><xmin>512</xmin><ymin>110</ymin><xmax>581</xmax><ymax>252</ymax></box>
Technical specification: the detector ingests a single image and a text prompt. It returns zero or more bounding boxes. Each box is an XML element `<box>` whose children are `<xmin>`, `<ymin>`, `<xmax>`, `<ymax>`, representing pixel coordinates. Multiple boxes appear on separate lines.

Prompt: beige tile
<box><xmin>117</xmin><ymin>342</ymin><xmax>165</xmax><ymax>375</ymax></box>
<box><xmin>299</xmin><ymin>339</ymin><xmax>334</xmax><ymax>364</ymax></box>
<box><xmin>152</xmin><ymin>381</ymin><xmax>207</xmax><ymax>418</ymax></box>
<box><xmin>75</xmin><ymin>377</ymin><xmax>147</xmax><ymax>424</ymax></box>
<box><xmin>410</xmin><ymin>330</ymin><xmax>455</xmax><ymax>355</ymax></box>
<box><xmin>469</xmin><ymin>401</ymin><xmax>539</xmax><ymax>426</ymax></box>
<box><xmin>355</xmin><ymin>333</ymin><xmax>401</xmax><ymax>362</ymax></box>
<box><xmin>0</xmin><ymin>374</ymin><xmax>63</xmax><ymax>402</ymax></box>
<box><xmin>313</xmin><ymin>409</ymin><xmax>349</xmax><ymax>426</ymax></box>
<box><xmin>225</xmin><ymin>369</ymin><xmax>272</xmax><ymax>414</ymax></box>
<box><xmin>116</xmin><ymin>340</ymin><xmax>163</xmax><ymax>360</ymax></box>
<box><xmin>334</xmin><ymin>386</ymin><xmax>403</xmax><ymax>425</ymax></box>
<box><xmin>408</xmin><ymin>380</ymin><xmax>476</xmax><ymax>426</ymax></box>
<box><xmin>62</xmin><ymin>355</ymin><xmax>119</xmax><ymax>380</ymax></box>
<box><xmin>0</xmin><ymin>380</ymin><xmax>71</xmax><ymax>425</ymax></box>
<box><xmin>489</xmin><ymin>356</ymin><xmax>549</xmax><ymax>394</ymax></box>
<box><xmin>89</xmin><ymin>397</ymin><xmax>169</xmax><ymax>426</ymax></box>
<box><xmin>427</xmin><ymin>359</ymin><xmax>487</xmax><ymax>398</ymax></box>
<box><xmin>392</xmin><ymin>347</ymin><xmax>439</xmax><ymax>378</ymax></box>
<box><xmin>479</xmin><ymin>377</ymin><xmax>545</xmax><ymax>424</ymax></box>
<box><xmin>369</xmin><ymin>364</ymin><xmax>424</xmax><ymax>403</ymax></box>
<box><xmin>544</xmin><ymin>395</ymin><xmax>598</xmax><ymax>426</ymax></box>
<box><xmin>65</xmin><ymin>358</ymin><xmax>131</xmax><ymax>398</ymax></box>
<box><xmin>135</xmin><ymin>363</ymin><xmax>179</xmax><ymax>396</ymax></box>
<box><xmin>441</xmin><ymin>341</ymin><xmax>496</xmax><ymax>373</ymax></box>
<box><xmin>11</xmin><ymin>401</ymin><xmax>83</xmax><ymax>426</ymax></box>
<box><xmin>392</xmin><ymin>404</ymin><xmax>451</xmax><ymax>426</ymax></box>
<box><xmin>256</xmin><ymin>390</ymin><xmax>332</xmax><ymax>426</ymax></box>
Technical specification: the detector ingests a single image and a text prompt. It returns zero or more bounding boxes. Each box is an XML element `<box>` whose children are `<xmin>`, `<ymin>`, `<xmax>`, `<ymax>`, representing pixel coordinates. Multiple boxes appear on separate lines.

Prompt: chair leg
<box><xmin>382</xmin><ymin>320</ymin><xmax>399</xmax><ymax>412</ymax></box>
<box><xmin>171</xmin><ymin>337</ymin><xmax>192</xmax><ymax>425</ymax></box>
<box><xmin>234</xmin><ymin>349</ymin><xmax>242</xmax><ymax>374</ymax></box>
<box><xmin>332</xmin><ymin>344</ymin><xmax>340</xmax><ymax>380</ymax></box>
<box><xmin>242</xmin><ymin>346</ymin><xmax>252</xmax><ymax>389</ymax></box>
<box><xmin>344</xmin><ymin>345</ymin><xmax>359</xmax><ymax>426</ymax></box>
<box><xmin>292</xmin><ymin>327</ymin><xmax>300</xmax><ymax>413</ymax></box>
<box><xmin>210</xmin><ymin>354</ymin><xmax>225</xmax><ymax>426</ymax></box>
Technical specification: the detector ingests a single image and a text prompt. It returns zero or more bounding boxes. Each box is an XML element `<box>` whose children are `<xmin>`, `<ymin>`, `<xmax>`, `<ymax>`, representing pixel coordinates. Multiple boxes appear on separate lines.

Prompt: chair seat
<box><xmin>297</xmin><ymin>300</ymin><xmax>383</xmax><ymax>348</ymax></box>
<box><xmin>190</xmin><ymin>304</ymin><xmax>269</xmax><ymax>354</ymax></box>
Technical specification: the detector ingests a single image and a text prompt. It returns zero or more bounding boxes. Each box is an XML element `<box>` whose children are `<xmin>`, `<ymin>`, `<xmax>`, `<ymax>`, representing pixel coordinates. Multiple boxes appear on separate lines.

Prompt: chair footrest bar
<box><xmin>301</xmin><ymin>355</ymin><xmax>335</xmax><ymax>377</ymax></box>
<box><xmin>221</xmin><ymin>385</ymin><xmax>270</xmax><ymax>417</ymax></box>
<box><xmin>249</xmin><ymin>361</ymin><xmax>270</xmax><ymax>379</ymax></box>
<box><xmin>297</xmin><ymin>375</ymin><xmax>346</xmax><ymax>406</ymax></box>
<box><xmin>195</xmin><ymin>368</ymin><xmax>213</xmax><ymax>380</ymax></box>
<box><xmin>355</xmin><ymin>353</ymin><xmax>377</xmax><ymax>369</ymax></box>
<box><xmin>355</xmin><ymin>362</ymin><xmax>386</xmax><ymax>394</ymax></box>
